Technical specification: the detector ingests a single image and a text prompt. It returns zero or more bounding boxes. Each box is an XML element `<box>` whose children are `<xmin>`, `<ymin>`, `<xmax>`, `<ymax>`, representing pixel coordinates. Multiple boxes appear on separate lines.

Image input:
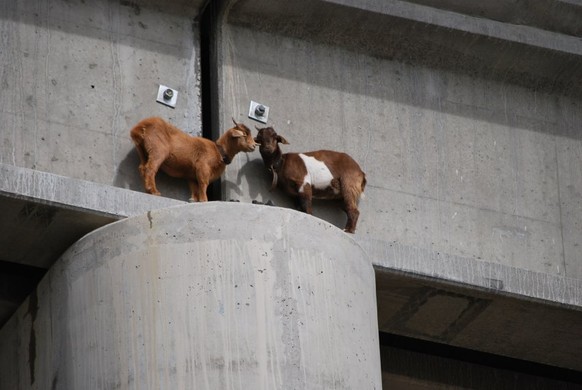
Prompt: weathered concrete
<box><xmin>0</xmin><ymin>163</ymin><xmax>185</xmax><ymax>269</ymax></box>
<box><xmin>0</xmin><ymin>0</ymin><xmax>208</xmax><ymax>324</ymax></box>
<box><xmin>207</xmin><ymin>2</ymin><xmax>582</xmax><ymax>377</ymax></box>
<box><xmin>216</xmin><ymin>2</ymin><xmax>582</xmax><ymax>281</ymax></box>
<box><xmin>367</xmin><ymin>238</ymin><xmax>582</xmax><ymax>309</ymax></box>
<box><xmin>375</xmin><ymin>269</ymin><xmax>582</xmax><ymax>372</ymax></box>
<box><xmin>228</xmin><ymin>0</ymin><xmax>582</xmax><ymax>97</ymax></box>
<box><xmin>0</xmin><ymin>0</ymin><xmax>203</xmax><ymax>200</ymax></box>
<box><xmin>0</xmin><ymin>163</ymin><xmax>186</xmax><ymax>327</ymax></box>
<box><xmin>1</xmin><ymin>0</ymin><xmax>582</xmax><ymax>386</ymax></box>
<box><xmin>392</xmin><ymin>0</ymin><xmax>582</xmax><ymax>38</ymax></box>
<box><xmin>0</xmin><ymin>203</ymin><xmax>381</xmax><ymax>390</ymax></box>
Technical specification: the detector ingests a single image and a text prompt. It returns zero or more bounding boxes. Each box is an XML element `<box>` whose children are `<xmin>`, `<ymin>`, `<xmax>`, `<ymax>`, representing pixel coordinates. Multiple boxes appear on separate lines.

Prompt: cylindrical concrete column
<box><xmin>0</xmin><ymin>203</ymin><xmax>381</xmax><ymax>389</ymax></box>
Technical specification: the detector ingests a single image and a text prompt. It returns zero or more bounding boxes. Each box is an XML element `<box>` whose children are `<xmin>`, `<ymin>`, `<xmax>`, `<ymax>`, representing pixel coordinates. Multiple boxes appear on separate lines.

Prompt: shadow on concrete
<box><xmin>114</xmin><ymin>149</ymin><xmax>192</xmax><ymax>201</ymax></box>
<box><xmin>235</xmin><ymin>158</ymin><xmax>350</xmax><ymax>231</ymax></box>
<box><xmin>113</xmin><ymin>149</ymin><xmax>143</xmax><ymax>192</ymax></box>
<box><xmin>0</xmin><ymin>0</ymin><xmax>203</xmax><ymax>57</ymax></box>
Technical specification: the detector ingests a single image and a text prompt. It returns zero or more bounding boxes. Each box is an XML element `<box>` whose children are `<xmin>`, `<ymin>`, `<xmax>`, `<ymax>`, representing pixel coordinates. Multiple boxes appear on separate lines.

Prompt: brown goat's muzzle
<box><xmin>258</xmin><ymin>144</ymin><xmax>277</xmax><ymax>154</ymax></box>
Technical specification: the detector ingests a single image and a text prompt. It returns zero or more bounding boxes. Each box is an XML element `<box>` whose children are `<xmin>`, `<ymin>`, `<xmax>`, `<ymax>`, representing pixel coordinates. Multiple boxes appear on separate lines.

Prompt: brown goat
<box><xmin>130</xmin><ymin>117</ymin><xmax>257</xmax><ymax>202</ymax></box>
<box><xmin>254</xmin><ymin>126</ymin><xmax>366</xmax><ymax>233</ymax></box>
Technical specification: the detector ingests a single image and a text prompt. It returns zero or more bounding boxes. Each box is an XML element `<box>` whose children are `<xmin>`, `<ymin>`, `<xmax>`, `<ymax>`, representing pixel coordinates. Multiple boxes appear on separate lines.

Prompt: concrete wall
<box><xmin>3</xmin><ymin>0</ymin><xmax>581</xmax><ymax>280</ymax></box>
<box><xmin>0</xmin><ymin>0</ymin><xmax>203</xmax><ymax>199</ymax></box>
<box><xmin>1</xmin><ymin>0</ymin><xmax>582</xmax><ymax>385</ymax></box>
<box><xmin>218</xmin><ymin>3</ymin><xmax>582</xmax><ymax>280</ymax></box>
<box><xmin>0</xmin><ymin>203</ymin><xmax>381</xmax><ymax>390</ymax></box>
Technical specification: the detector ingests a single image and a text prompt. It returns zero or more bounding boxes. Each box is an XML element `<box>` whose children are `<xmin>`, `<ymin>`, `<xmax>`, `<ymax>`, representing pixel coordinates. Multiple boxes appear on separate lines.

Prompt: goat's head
<box><xmin>254</xmin><ymin>126</ymin><xmax>289</xmax><ymax>155</ymax></box>
<box><xmin>226</xmin><ymin>118</ymin><xmax>258</xmax><ymax>152</ymax></box>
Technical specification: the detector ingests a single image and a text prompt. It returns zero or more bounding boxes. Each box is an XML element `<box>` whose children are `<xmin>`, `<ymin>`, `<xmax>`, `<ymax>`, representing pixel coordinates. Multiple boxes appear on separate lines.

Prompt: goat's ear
<box><xmin>277</xmin><ymin>135</ymin><xmax>290</xmax><ymax>145</ymax></box>
<box><xmin>231</xmin><ymin>129</ymin><xmax>245</xmax><ymax>138</ymax></box>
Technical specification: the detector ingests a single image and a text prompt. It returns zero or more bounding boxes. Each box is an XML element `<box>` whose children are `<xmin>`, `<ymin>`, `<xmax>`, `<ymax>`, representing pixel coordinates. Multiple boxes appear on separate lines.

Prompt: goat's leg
<box><xmin>193</xmin><ymin>168</ymin><xmax>210</xmax><ymax>202</ymax></box>
<box><xmin>132</xmin><ymin>142</ymin><xmax>148</xmax><ymax>179</ymax></box>
<box><xmin>188</xmin><ymin>181</ymin><xmax>200</xmax><ymax>202</ymax></box>
<box><xmin>343</xmin><ymin>205</ymin><xmax>360</xmax><ymax>233</ymax></box>
<box><xmin>297</xmin><ymin>184</ymin><xmax>313</xmax><ymax>214</ymax></box>
<box><xmin>342</xmin><ymin>191</ymin><xmax>360</xmax><ymax>233</ymax></box>
<box><xmin>342</xmin><ymin>181</ymin><xmax>361</xmax><ymax>233</ymax></box>
<box><xmin>138</xmin><ymin>164</ymin><xmax>146</xmax><ymax>179</ymax></box>
<box><xmin>143</xmin><ymin>155</ymin><xmax>165</xmax><ymax>196</ymax></box>
<box><xmin>196</xmin><ymin>180</ymin><xmax>209</xmax><ymax>202</ymax></box>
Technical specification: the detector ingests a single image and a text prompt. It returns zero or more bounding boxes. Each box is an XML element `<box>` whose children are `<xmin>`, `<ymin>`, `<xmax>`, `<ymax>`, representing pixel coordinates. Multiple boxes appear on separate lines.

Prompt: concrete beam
<box><xmin>0</xmin><ymin>164</ymin><xmax>185</xmax><ymax>268</ymax></box>
<box><xmin>391</xmin><ymin>0</ymin><xmax>582</xmax><ymax>38</ymax></box>
<box><xmin>0</xmin><ymin>163</ymin><xmax>186</xmax><ymax>325</ymax></box>
<box><xmin>0</xmin><ymin>163</ymin><xmax>185</xmax><ymax>223</ymax></box>
<box><xmin>364</xmin><ymin>238</ymin><xmax>582</xmax><ymax>309</ymax></box>
<box><xmin>227</xmin><ymin>0</ymin><xmax>582</xmax><ymax>97</ymax></box>
<box><xmin>375</xmin><ymin>270</ymin><xmax>582</xmax><ymax>372</ymax></box>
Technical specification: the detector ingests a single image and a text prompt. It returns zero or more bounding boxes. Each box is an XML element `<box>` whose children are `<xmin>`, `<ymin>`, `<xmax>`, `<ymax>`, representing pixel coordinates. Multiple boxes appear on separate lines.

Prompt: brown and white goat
<box><xmin>254</xmin><ymin>126</ymin><xmax>366</xmax><ymax>233</ymax></box>
<box><xmin>130</xmin><ymin>117</ymin><xmax>257</xmax><ymax>202</ymax></box>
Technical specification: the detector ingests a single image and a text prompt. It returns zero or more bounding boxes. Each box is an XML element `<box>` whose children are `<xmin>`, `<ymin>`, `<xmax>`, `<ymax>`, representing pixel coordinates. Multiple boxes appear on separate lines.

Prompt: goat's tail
<box><xmin>353</xmin><ymin>174</ymin><xmax>366</xmax><ymax>202</ymax></box>
<box><xmin>359</xmin><ymin>174</ymin><xmax>367</xmax><ymax>200</ymax></box>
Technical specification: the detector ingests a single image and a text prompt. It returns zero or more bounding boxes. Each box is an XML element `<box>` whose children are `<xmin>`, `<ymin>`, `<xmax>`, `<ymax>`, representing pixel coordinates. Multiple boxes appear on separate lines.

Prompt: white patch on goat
<box><xmin>298</xmin><ymin>154</ymin><xmax>334</xmax><ymax>193</ymax></box>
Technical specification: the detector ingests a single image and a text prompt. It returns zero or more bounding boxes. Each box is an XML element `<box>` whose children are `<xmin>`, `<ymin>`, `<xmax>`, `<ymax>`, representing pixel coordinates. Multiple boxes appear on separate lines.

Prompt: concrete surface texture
<box><xmin>375</xmin><ymin>269</ymin><xmax>582</xmax><ymax>372</ymax></box>
<box><xmin>0</xmin><ymin>0</ymin><xmax>203</xmax><ymax>200</ymax></box>
<box><xmin>0</xmin><ymin>202</ymin><xmax>381</xmax><ymax>390</ymax></box>
<box><xmin>219</xmin><ymin>0</ymin><xmax>582</xmax><ymax>281</ymax></box>
<box><xmin>0</xmin><ymin>162</ymin><xmax>186</xmax><ymax>328</ymax></box>
<box><xmin>0</xmin><ymin>163</ymin><xmax>185</xmax><ymax>269</ymax></box>
<box><xmin>1</xmin><ymin>0</ymin><xmax>582</xmax><ymax>385</ymax></box>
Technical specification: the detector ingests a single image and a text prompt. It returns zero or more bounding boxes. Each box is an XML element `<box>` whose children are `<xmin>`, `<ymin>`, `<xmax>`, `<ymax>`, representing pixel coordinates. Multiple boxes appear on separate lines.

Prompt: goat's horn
<box><xmin>255</xmin><ymin>125</ymin><xmax>261</xmax><ymax>130</ymax></box>
<box><xmin>232</xmin><ymin>117</ymin><xmax>238</xmax><ymax>126</ymax></box>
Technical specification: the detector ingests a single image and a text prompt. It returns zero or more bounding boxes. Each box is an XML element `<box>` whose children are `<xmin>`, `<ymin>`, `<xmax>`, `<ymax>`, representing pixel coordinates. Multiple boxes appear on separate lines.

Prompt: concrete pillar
<box><xmin>0</xmin><ymin>203</ymin><xmax>381</xmax><ymax>390</ymax></box>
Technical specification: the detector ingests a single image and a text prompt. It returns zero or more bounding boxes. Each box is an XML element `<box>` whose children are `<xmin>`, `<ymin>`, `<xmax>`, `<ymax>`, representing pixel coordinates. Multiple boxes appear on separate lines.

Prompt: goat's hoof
<box><xmin>188</xmin><ymin>198</ymin><xmax>197</xmax><ymax>203</ymax></box>
<box><xmin>252</xmin><ymin>199</ymin><xmax>275</xmax><ymax>206</ymax></box>
<box><xmin>229</xmin><ymin>199</ymin><xmax>240</xmax><ymax>202</ymax></box>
